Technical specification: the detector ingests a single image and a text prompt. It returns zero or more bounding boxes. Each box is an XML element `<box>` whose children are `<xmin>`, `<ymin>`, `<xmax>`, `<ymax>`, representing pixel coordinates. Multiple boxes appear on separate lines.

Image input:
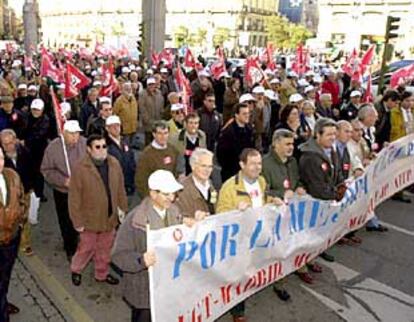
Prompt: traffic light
<box><xmin>386</xmin><ymin>16</ymin><xmax>400</xmax><ymax>40</ymax></box>
<box><xmin>138</xmin><ymin>22</ymin><xmax>145</xmax><ymax>53</ymax></box>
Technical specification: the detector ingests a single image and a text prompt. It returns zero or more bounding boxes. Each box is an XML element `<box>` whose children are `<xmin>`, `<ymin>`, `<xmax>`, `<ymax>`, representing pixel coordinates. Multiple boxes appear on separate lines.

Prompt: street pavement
<box><xmin>8</xmin><ymin>187</ymin><xmax>414</xmax><ymax>322</ymax></box>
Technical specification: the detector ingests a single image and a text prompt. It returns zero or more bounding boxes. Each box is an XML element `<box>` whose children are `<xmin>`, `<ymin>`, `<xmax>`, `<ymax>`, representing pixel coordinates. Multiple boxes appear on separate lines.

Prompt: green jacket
<box><xmin>262</xmin><ymin>150</ymin><xmax>302</xmax><ymax>199</ymax></box>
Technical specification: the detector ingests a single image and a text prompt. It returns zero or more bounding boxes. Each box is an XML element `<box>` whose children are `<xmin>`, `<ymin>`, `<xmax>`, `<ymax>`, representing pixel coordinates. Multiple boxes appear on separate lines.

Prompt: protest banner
<box><xmin>148</xmin><ymin>134</ymin><xmax>414</xmax><ymax>322</ymax></box>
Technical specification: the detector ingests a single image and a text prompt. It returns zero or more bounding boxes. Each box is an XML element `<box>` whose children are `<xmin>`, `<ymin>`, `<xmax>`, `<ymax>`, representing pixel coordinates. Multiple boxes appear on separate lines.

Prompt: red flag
<box><xmin>175</xmin><ymin>67</ymin><xmax>192</xmax><ymax>114</ymax></box>
<box><xmin>100</xmin><ymin>58</ymin><xmax>118</xmax><ymax>97</ymax></box>
<box><xmin>95</xmin><ymin>43</ymin><xmax>110</xmax><ymax>57</ymax></box>
<box><xmin>59</xmin><ymin>48</ymin><xmax>73</xmax><ymax>61</ymax></box>
<box><xmin>5</xmin><ymin>42</ymin><xmax>15</xmax><ymax>54</ymax></box>
<box><xmin>79</xmin><ymin>47</ymin><xmax>93</xmax><ymax>60</ymax></box>
<box><xmin>65</xmin><ymin>63</ymin><xmax>91</xmax><ymax>99</ymax></box>
<box><xmin>151</xmin><ymin>50</ymin><xmax>160</xmax><ymax>66</ymax></box>
<box><xmin>390</xmin><ymin>63</ymin><xmax>414</xmax><ymax>88</ymax></box>
<box><xmin>50</xmin><ymin>87</ymin><xmax>65</xmax><ymax>134</ymax></box>
<box><xmin>343</xmin><ymin>48</ymin><xmax>359</xmax><ymax>77</ymax></box>
<box><xmin>245</xmin><ymin>56</ymin><xmax>264</xmax><ymax>87</ymax></box>
<box><xmin>116</xmin><ymin>45</ymin><xmax>130</xmax><ymax>58</ymax></box>
<box><xmin>210</xmin><ymin>47</ymin><xmax>226</xmax><ymax>80</ymax></box>
<box><xmin>363</xmin><ymin>72</ymin><xmax>374</xmax><ymax>103</ymax></box>
<box><xmin>41</xmin><ymin>48</ymin><xmax>64</xmax><ymax>82</ymax></box>
<box><xmin>266</xmin><ymin>44</ymin><xmax>276</xmax><ymax>71</ymax></box>
<box><xmin>292</xmin><ymin>44</ymin><xmax>309</xmax><ymax>76</ymax></box>
<box><xmin>184</xmin><ymin>48</ymin><xmax>196</xmax><ymax>69</ymax></box>
<box><xmin>360</xmin><ymin>45</ymin><xmax>376</xmax><ymax>75</ymax></box>
<box><xmin>159</xmin><ymin>49</ymin><xmax>175</xmax><ymax>68</ymax></box>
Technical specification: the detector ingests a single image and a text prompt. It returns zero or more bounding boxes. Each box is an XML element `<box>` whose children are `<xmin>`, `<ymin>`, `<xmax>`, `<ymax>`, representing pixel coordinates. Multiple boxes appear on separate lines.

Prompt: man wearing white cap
<box><xmin>139</xmin><ymin>77</ymin><xmax>165</xmax><ymax>145</ymax></box>
<box><xmin>113</xmin><ymin>82</ymin><xmax>138</xmax><ymax>144</ymax></box>
<box><xmin>166</xmin><ymin>103</ymin><xmax>185</xmax><ymax>134</ymax></box>
<box><xmin>304</xmin><ymin>85</ymin><xmax>316</xmax><ymax>104</ymax></box>
<box><xmin>117</xmin><ymin>66</ymin><xmax>130</xmax><ymax>85</ymax></box>
<box><xmin>112</xmin><ymin>169</ymin><xmax>186</xmax><ymax>322</ymax></box>
<box><xmin>14</xmin><ymin>84</ymin><xmax>29</xmax><ymax>111</ymax></box>
<box><xmin>25</xmin><ymin>99</ymin><xmax>50</xmax><ymax>202</ymax></box>
<box><xmin>105</xmin><ymin>116</ymin><xmax>136</xmax><ymax>195</ymax></box>
<box><xmin>69</xmin><ymin>134</ymin><xmax>128</xmax><ymax>286</ymax></box>
<box><xmin>340</xmin><ymin>90</ymin><xmax>361</xmax><ymax>121</ymax></box>
<box><xmin>41</xmin><ymin>120</ymin><xmax>87</xmax><ymax>260</ymax></box>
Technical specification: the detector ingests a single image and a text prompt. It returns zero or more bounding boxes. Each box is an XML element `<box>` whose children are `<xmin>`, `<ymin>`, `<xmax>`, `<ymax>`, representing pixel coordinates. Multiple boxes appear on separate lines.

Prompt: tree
<box><xmin>174</xmin><ymin>26</ymin><xmax>189</xmax><ymax>48</ymax></box>
<box><xmin>213</xmin><ymin>27</ymin><xmax>230</xmax><ymax>47</ymax></box>
<box><xmin>265</xmin><ymin>14</ymin><xmax>313</xmax><ymax>49</ymax></box>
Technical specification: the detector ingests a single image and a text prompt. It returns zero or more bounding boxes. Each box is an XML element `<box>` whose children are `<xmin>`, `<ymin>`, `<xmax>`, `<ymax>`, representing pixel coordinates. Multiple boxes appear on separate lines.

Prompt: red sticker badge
<box><xmin>321</xmin><ymin>162</ymin><xmax>329</xmax><ymax>172</ymax></box>
<box><xmin>343</xmin><ymin>163</ymin><xmax>350</xmax><ymax>171</ymax></box>
<box><xmin>11</xmin><ymin>113</ymin><xmax>17</xmax><ymax>121</ymax></box>
<box><xmin>163</xmin><ymin>156</ymin><xmax>172</xmax><ymax>165</ymax></box>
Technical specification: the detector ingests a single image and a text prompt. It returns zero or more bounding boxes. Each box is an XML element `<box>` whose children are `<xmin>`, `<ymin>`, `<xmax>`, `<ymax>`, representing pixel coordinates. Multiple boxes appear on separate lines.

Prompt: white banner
<box><xmin>148</xmin><ymin>135</ymin><xmax>414</xmax><ymax>322</ymax></box>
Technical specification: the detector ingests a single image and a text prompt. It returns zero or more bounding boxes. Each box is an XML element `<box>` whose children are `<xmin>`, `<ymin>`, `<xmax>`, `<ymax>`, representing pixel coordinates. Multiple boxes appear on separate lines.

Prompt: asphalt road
<box><xmin>8</xmin><ymin>187</ymin><xmax>414</xmax><ymax>322</ymax></box>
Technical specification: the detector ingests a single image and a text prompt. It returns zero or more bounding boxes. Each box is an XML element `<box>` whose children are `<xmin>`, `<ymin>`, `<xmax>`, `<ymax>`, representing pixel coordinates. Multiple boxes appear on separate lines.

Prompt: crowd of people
<box><xmin>0</xmin><ymin>47</ymin><xmax>413</xmax><ymax>322</ymax></box>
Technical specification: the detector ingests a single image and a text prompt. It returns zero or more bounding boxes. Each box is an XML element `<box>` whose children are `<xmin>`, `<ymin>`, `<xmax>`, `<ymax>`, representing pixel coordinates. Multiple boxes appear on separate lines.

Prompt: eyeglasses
<box><xmin>93</xmin><ymin>144</ymin><xmax>107</xmax><ymax>150</ymax></box>
<box><xmin>206</xmin><ymin>99</ymin><xmax>215</xmax><ymax>103</ymax></box>
<box><xmin>103</xmin><ymin>108</ymin><xmax>112</xmax><ymax>112</ymax></box>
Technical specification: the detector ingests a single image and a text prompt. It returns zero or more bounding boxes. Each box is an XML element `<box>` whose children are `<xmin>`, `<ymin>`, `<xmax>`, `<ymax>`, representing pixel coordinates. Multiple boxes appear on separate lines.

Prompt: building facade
<box><xmin>39</xmin><ymin>0</ymin><xmax>279</xmax><ymax>51</ymax></box>
<box><xmin>317</xmin><ymin>0</ymin><xmax>414</xmax><ymax>56</ymax></box>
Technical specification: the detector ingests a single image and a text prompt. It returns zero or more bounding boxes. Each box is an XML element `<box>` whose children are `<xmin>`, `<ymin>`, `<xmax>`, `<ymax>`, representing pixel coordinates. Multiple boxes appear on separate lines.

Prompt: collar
<box><xmin>151</xmin><ymin>140</ymin><xmax>167</xmax><ymax>150</ymax></box>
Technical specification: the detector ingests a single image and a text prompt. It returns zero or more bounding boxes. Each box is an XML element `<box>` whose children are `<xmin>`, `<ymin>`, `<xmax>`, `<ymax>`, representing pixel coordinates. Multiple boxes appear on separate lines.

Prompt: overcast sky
<box><xmin>9</xmin><ymin>0</ymin><xmax>24</xmax><ymax>16</ymax></box>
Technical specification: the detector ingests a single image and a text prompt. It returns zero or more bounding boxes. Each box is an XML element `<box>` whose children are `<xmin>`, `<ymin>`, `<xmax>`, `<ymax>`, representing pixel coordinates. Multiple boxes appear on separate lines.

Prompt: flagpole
<box><xmin>50</xmin><ymin>86</ymin><xmax>71</xmax><ymax>177</ymax></box>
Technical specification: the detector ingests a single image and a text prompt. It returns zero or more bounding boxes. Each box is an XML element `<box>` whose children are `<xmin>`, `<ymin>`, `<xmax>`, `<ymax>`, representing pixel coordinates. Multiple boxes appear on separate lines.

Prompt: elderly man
<box><xmin>358</xmin><ymin>105</ymin><xmax>389</xmax><ymax>231</ymax></box>
<box><xmin>135</xmin><ymin>121</ymin><xmax>184</xmax><ymax>198</ymax></box>
<box><xmin>176</xmin><ymin>148</ymin><xmax>216</xmax><ymax>221</ymax></box>
<box><xmin>340</xmin><ymin>90</ymin><xmax>361</xmax><ymax>121</ymax></box>
<box><xmin>280</xmin><ymin>71</ymin><xmax>298</xmax><ymax>107</ymax></box>
<box><xmin>13</xmin><ymin>84</ymin><xmax>30</xmax><ymax>111</ymax></box>
<box><xmin>113</xmin><ymin>82</ymin><xmax>138</xmax><ymax>144</ymax></box>
<box><xmin>169</xmin><ymin>112</ymin><xmax>207</xmax><ymax>175</ymax></box>
<box><xmin>0</xmin><ymin>148</ymin><xmax>28</xmax><ymax>321</ymax></box>
<box><xmin>69</xmin><ymin>134</ymin><xmax>128</xmax><ymax>286</ymax></box>
<box><xmin>217</xmin><ymin>148</ymin><xmax>279</xmax><ymax>322</ymax></box>
<box><xmin>41</xmin><ymin>120</ymin><xmax>87</xmax><ymax>260</ymax></box>
<box><xmin>106</xmin><ymin>115</ymin><xmax>136</xmax><ymax>195</ymax></box>
<box><xmin>140</xmin><ymin>77</ymin><xmax>165</xmax><ymax>146</ymax></box>
<box><xmin>86</xmin><ymin>97</ymin><xmax>113</xmax><ymax>136</ymax></box>
<box><xmin>317</xmin><ymin>93</ymin><xmax>336</xmax><ymax>119</ymax></box>
<box><xmin>1</xmin><ymin>129</ymin><xmax>34</xmax><ymax>256</ymax></box>
<box><xmin>112</xmin><ymin>170</ymin><xmax>185</xmax><ymax>322</ymax></box>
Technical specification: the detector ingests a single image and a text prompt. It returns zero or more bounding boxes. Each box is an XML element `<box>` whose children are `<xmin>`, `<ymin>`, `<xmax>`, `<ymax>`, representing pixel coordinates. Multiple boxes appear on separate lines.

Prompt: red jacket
<box><xmin>321</xmin><ymin>80</ymin><xmax>340</xmax><ymax>106</ymax></box>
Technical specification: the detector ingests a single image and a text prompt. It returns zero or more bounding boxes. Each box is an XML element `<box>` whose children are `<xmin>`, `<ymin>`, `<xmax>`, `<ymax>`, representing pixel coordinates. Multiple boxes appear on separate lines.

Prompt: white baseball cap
<box><xmin>287</xmin><ymin>71</ymin><xmax>298</xmax><ymax>78</ymax></box>
<box><xmin>350</xmin><ymin>90</ymin><xmax>362</xmax><ymax>98</ymax></box>
<box><xmin>30</xmin><ymin>98</ymin><xmax>44</xmax><ymax>110</ymax></box>
<box><xmin>264</xmin><ymin>90</ymin><xmax>277</xmax><ymax>101</ymax></box>
<box><xmin>239</xmin><ymin>93</ymin><xmax>256</xmax><ymax>103</ymax></box>
<box><xmin>146</xmin><ymin>69</ymin><xmax>154</xmax><ymax>75</ymax></box>
<box><xmin>57</xmin><ymin>83</ymin><xmax>65</xmax><ymax>90</ymax></box>
<box><xmin>18</xmin><ymin>84</ymin><xmax>27</xmax><ymax>90</ymax></box>
<box><xmin>129</xmin><ymin>64</ymin><xmax>136</xmax><ymax>71</ymax></box>
<box><xmin>313</xmin><ymin>75</ymin><xmax>323</xmax><ymax>83</ymax></box>
<box><xmin>99</xmin><ymin>96</ymin><xmax>112</xmax><ymax>104</ymax></box>
<box><xmin>199</xmin><ymin>70</ymin><xmax>210</xmax><ymax>78</ymax></box>
<box><xmin>305</xmin><ymin>70</ymin><xmax>315</xmax><ymax>77</ymax></box>
<box><xmin>105</xmin><ymin>115</ymin><xmax>121</xmax><ymax>126</ymax></box>
<box><xmin>63</xmin><ymin>120</ymin><xmax>82</xmax><ymax>132</ymax></box>
<box><xmin>171</xmin><ymin>103</ymin><xmax>184</xmax><ymax>112</ymax></box>
<box><xmin>270</xmin><ymin>78</ymin><xmax>280</xmax><ymax>85</ymax></box>
<box><xmin>60</xmin><ymin>102</ymin><xmax>71</xmax><ymax>115</ymax></box>
<box><xmin>289</xmin><ymin>93</ymin><xmax>304</xmax><ymax>103</ymax></box>
<box><xmin>298</xmin><ymin>79</ymin><xmax>309</xmax><ymax>87</ymax></box>
<box><xmin>160</xmin><ymin>68</ymin><xmax>169</xmax><ymax>74</ymax></box>
<box><xmin>252</xmin><ymin>86</ymin><xmax>265</xmax><ymax>94</ymax></box>
<box><xmin>122</xmin><ymin>66</ymin><xmax>130</xmax><ymax>74</ymax></box>
<box><xmin>304</xmin><ymin>85</ymin><xmax>315</xmax><ymax>93</ymax></box>
<box><xmin>28</xmin><ymin>85</ymin><xmax>37</xmax><ymax>91</ymax></box>
<box><xmin>147</xmin><ymin>77</ymin><xmax>156</xmax><ymax>85</ymax></box>
<box><xmin>93</xmin><ymin>81</ymin><xmax>102</xmax><ymax>87</ymax></box>
<box><xmin>148</xmin><ymin>170</ymin><xmax>183</xmax><ymax>194</ymax></box>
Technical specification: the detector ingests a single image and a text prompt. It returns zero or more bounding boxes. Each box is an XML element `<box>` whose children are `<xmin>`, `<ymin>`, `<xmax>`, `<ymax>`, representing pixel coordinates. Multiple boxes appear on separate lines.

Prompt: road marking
<box><xmin>379</xmin><ymin>220</ymin><xmax>414</xmax><ymax>237</ymax></box>
<box><xmin>19</xmin><ymin>255</ymin><xmax>95</xmax><ymax>322</ymax></box>
<box><xmin>302</xmin><ymin>261</ymin><xmax>414</xmax><ymax>322</ymax></box>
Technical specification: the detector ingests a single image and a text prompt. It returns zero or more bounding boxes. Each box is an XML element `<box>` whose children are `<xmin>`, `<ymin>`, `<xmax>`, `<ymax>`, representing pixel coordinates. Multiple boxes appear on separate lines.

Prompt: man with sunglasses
<box><xmin>69</xmin><ymin>134</ymin><xmax>128</xmax><ymax>286</ymax></box>
<box><xmin>86</xmin><ymin>97</ymin><xmax>113</xmax><ymax>136</ymax></box>
<box><xmin>198</xmin><ymin>92</ymin><xmax>222</xmax><ymax>152</ymax></box>
<box><xmin>166</xmin><ymin>103</ymin><xmax>185</xmax><ymax>135</ymax></box>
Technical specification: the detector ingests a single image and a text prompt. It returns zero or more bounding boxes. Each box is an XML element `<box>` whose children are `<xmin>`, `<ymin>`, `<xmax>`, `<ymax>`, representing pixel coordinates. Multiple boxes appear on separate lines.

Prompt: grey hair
<box><xmin>189</xmin><ymin>148</ymin><xmax>214</xmax><ymax>168</ymax></box>
<box><xmin>319</xmin><ymin>93</ymin><xmax>332</xmax><ymax>101</ymax></box>
<box><xmin>0</xmin><ymin>128</ymin><xmax>17</xmax><ymax>139</ymax></box>
<box><xmin>358</xmin><ymin>103</ymin><xmax>377</xmax><ymax>121</ymax></box>
<box><xmin>337</xmin><ymin>120</ymin><xmax>351</xmax><ymax>129</ymax></box>
<box><xmin>272</xmin><ymin>129</ymin><xmax>295</xmax><ymax>145</ymax></box>
<box><xmin>302</xmin><ymin>100</ymin><xmax>315</xmax><ymax>109</ymax></box>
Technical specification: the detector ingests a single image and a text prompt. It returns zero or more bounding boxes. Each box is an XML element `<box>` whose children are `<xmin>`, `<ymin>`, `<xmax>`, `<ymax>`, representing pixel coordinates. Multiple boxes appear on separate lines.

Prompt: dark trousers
<box><xmin>0</xmin><ymin>231</ymin><xmax>21</xmax><ymax>322</ymax></box>
<box><xmin>33</xmin><ymin>171</ymin><xmax>45</xmax><ymax>199</ymax></box>
<box><xmin>131</xmin><ymin>308</ymin><xmax>151</xmax><ymax>322</ymax></box>
<box><xmin>53</xmin><ymin>189</ymin><xmax>78</xmax><ymax>257</ymax></box>
<box><xmin>230</xmin><ymin>301</ymin><xmax>245</xmax><ymax>318</ymax></box>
